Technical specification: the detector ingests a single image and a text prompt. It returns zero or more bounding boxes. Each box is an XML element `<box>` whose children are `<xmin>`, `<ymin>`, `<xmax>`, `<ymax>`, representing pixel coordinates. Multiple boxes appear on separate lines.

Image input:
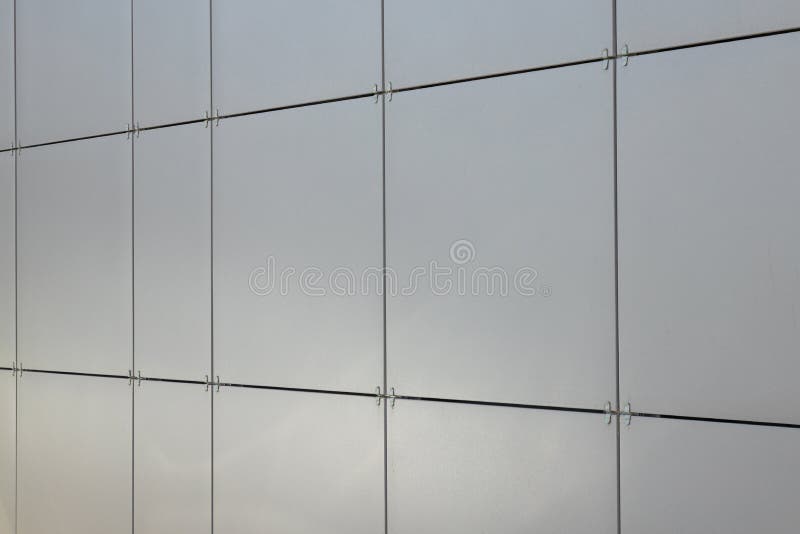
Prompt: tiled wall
<box><xmin>1</xmin><ymin>2</ymin><xmax>799</xmax><ymax>533</ymax></box>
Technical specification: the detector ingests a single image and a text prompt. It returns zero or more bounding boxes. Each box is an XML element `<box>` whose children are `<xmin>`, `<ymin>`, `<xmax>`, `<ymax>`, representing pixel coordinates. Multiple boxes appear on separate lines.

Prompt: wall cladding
<box><xmin>1</xmin><ymin>2</ymin><xmax>799</xmax><ymax>533</ymax></box>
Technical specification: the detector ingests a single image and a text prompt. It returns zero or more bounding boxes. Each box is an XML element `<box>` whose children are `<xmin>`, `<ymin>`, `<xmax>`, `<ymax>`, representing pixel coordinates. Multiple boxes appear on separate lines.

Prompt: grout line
<box><xmin>209</xmin><ymin>1</ymin><xmax>215</xmax><ymax>530</ymax></box>
<box><xmin>380</xmin><ymin>2</ymin><xmax>389</xmax><ymax>533</ymax></box>
<box><xmin>611</xmin><ymin>1</ymin><xmax>622</xmax><ymax>533</ymax></box>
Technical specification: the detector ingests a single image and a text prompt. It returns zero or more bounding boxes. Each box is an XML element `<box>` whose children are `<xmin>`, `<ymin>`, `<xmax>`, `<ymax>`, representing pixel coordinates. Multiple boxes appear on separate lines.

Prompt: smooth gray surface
<box><xmin>214</xmin><ymin>387</ymin><xmax>384</xmax><ymax>534</ymax></box>
<box><xmin>621</xmin><ymin>417</ymin><xmax>800</xmax><ymax>533</ymax></box>
<box><xmin>134</xmin><ymin>123</ymin><xmax>210</xmax><ymax>381</ymax></box>
<box><xmin>134</xmin><ymin>381</ymin><xmax>211</xmax><ymax>534</ymax></box>
<box><xmin>0</xmin><ymin>0</ymin><xmax>12</xmax><ymax>149</ymax></box>
<box><xmin>385</xmin><ymin>0</ymin><xmax>611</xmax><ymax>88</ymax></box>
<box><xmin>16</xmin><ymin>0</ymin><xmax>131</xmax><ymax>145</ymax></box>
<box><xmin>18</xmin><ymin>135</ymin><xmax>132</xmax><ymax>375</ymax></box>
<box><xmin>388</xmin><ymin>400</ymin><xmax>617</xmax><ymax>534</ymax></box>
<box><xmin>618</xmin><ymin>33</ymin><xmax>800</xmax><ymax>424</ymax></box>
<box><xmin>18</xmin><ymin>373</ymin><xmax>131</xmax><ymax>534</ymax></box>
<box><xmin>133</xmin><ymin>0</ymin><xmax>210</xmax><ymax>127</ymax></box>
<box><xmin>0</xmin><ymin>373</ymin><xmax>13</xmax><ymax>534</ymax></box>
<box><xmin>212</xmin><ymin>0</ymin><xmax>381</xmax><ymax>116</ymax></box>
<box><xmin>618</xmin><ymin>0</ymin><xmax>800</xmax><ymax>52</ymax></box>
<box><xmin>386</xmin><ymin>63</ymin><xmax>615</xmax><ymax>408</ymax></box>
<box><xmin>214</xmin><ymin>99</ymin><xmax>382</xmax><ymax>392</ymax></box>
<box><xmin>0</xmin><ymin>156</ymin><xmax>13</xmax><ymax>368</ymax></box>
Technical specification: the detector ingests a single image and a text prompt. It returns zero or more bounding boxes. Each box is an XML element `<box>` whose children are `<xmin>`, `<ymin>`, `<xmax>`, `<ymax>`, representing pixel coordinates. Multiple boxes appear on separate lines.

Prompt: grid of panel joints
<box><xmin>2</xmin><ymin>2</ymin><xmax>800</xmax><ymax>534</ymax></box>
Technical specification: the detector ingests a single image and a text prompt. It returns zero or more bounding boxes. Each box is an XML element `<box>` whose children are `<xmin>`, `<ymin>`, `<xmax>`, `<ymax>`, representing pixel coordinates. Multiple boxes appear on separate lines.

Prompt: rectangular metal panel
<box><xmin>18</xmin><ymin>372</ymin><xmax>131</xmax><ymax>534</ymax></box>
<box><xmin>16</xmin><ymin>0</ymin><xmax>131</xmax><ymax>145</ymax></box>
<box><xmin>0</xmin><ymin>373</ymin><xmax>14</xmax><ymax>534</ymax></box>
<box><xmin>18</xmin><ymin>135</ymin><xmax>132</xmax><ymax>375</ymax></box>
<box><xmin>385</xmin><ymin>0</ymin><xmax>611</xmax><ymax>88</ymax></box>
<box><xmin>214</xmin><ymin>388</ymin><xmax>383</xmax><ymax>534</ymax></box>
<box><xmin>133</xmin><ymin>0</ymin><xmax>210</xmax><ymax>127</ymax></box>
<box><xmin>214</xmin><ymin>99</ymin><xmax>382</xmax><ymax>392</ymax></box>
<box><xmin>621</xmin><ymin>417</ymin><xmax>800</xmax><ymax>533</ymax></box>
<box><xmin>0</xmin><ymin>0</ymin><xmax>13</xmax><ymax>149</ymax></box>
<box><xmin>618</xmin><ymin>0</ymin><xmax>800</xmax><ymax>53</ymax></box>
<box><xmin>0</xmin><ymin>155</ymin><xmax>13</xmax><ymax>367</ymax></box>
<box><xmin>618</xmin><ymin>33</ymin><xmax>800</xmax><ymax>423</ymax></box>
<box><xmin>388</xmin><ymin>401</ymin><xmax>617</xmax><ymax>534</ymax></box>
<box><xmin>212</xmin><ymin>0</ymin><xmax>381</xmax><ymax>116</ymax></box>
<box><xmin>134</xmin><ymin>380</ymin><xmax>210</xmax><ymax>534</ymax></box>
<box><xmin>134</xmin><ymin>124</ymin><xmax>210</xmax><ymax>381</ymax></box>
<box><xmin>386</xmin><ymin>64</ymin><xmax>615</xmax><ymax>408</ymax></box>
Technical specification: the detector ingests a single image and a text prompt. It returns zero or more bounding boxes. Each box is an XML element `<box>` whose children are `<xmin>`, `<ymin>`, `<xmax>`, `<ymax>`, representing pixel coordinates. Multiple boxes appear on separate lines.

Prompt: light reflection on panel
<box><xmin>618</xmin><ymin>0</ymin><xmax>800</xmax><ymax>53</ymax></box>
<box><xmin>0</xmin><ymin>373</ymin><xmax>14</xmax><ymax>534</ymax></box>
<box><xmin>134</xmin><ymin>124</ymin><xmax>210</xmax><ymax>381</ymax></box>
<box><xmin>18</xmin><ymin>373</ymin><xmax>131</xmax><ymax>534</ymax></box>
<box><xmin>133</xmin><ymin>0</ymin><xmax>210</xmax><ymax>126</ymax></box>
<box><xmin>134</xmin><ymin>381</ymin><xmax>211</xmax><ymax>534</ymax></box>
<box><xmin>214</xmin><ymin>99</ymin><xmax>382</xmax><ymax>392</ymax></box>
<box><xmin>621</xmin><ymin>417</ymin><xmax>800</xmax><ymax>533</ymax></box>
<box><xmin>0</xmin><ymin>155</ymin><xmax>13</xmax><ymax>368</ymax></box>
<box><xmin>214</xmin><ymin>387</ymin><xmax>384</xmax><ymax>534</ymax></box>
<box><xmin>385</xmin><ymin>0</ymin><xmax>611</xmax><ymax>88</ymax></box>
<box><xmin>17</xmin><ymin>135</ymin><xmax>132</xmax><ymax>375</ymax></box>
<box><xmin>388</xmin><ymin>400</ymin><xmax>617</xmax><ymax>534</ymax></box>
<box><xmin>16</xmin><ymin>0</ymin><xmax>131</xmax><ymax>145</ymax></box>
<box><xmin>0</xmin><ymin>0</ymin><xmax>13</xmax><ymax>149</ymax></box>
<box><xmin>386</xmin><ymin>63</ymin><xmax>615</xmax><ymax>408</ymax></box>
<box><xmin>212</xmin><ymin>0</ymin><xmax>381</xmax><ymax>116</ymax></box>
<box><xmin>618</xmin><ymin>33</ymin><xmax>800</xmax><ymax>423</ymax></box>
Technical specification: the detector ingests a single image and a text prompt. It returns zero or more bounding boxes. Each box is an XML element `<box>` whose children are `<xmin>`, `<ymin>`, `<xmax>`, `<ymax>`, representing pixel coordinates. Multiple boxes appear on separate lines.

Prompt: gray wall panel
<box><xmin>0</xmin><ymin>373</ymin><xmax>14</xmax><ymax>534</ymax></box>
<box><xmin>0</xmin><ymin>155</ymin><xmax>13</xmax><ymax>368</ymax></box>
<box><xmin>214</xmin><ymin>387</ymin><xmax>384</xmax><ymax>534</ymax></box>
<box><xmin>618</xmin><ymin>33</ymin><xmax>800</xmax><ymax>423</ymax></box>
<box><xmin>388</xmin><ymin>401</ymin><xmax>617</xmax><ymax>534</ymax></box>
<box><xmin>134</xmin><ymin>123</ymin><xmax>210</xmax><ymax>381</ymax></box>
<box><xmin>18</xmin><ymin>136</ymin><xmax>132</xmax><ymax>375</ymax></box>
<box><xmin>621</xmin><ymin>417</ymin><xmax>800</xmax><ymax>533</ymax></box>
<box><xmin>18</xmin><ymin>373</ymin><xmax>131</xmax><ymax>534</ymax></box>
<box><xmin>386</xmin><ymin>63</ymin><xmax>615</xmax><ymax>408</ymax></box>
<box><xmin>0</xmin><ymin>0</ymin><xmax>13</xmax><ymax>149</ymax></box>
<box><xmin>16</xmin><ymin>0</ymin><xmax>131</xmax><ymax>145</ymax></box>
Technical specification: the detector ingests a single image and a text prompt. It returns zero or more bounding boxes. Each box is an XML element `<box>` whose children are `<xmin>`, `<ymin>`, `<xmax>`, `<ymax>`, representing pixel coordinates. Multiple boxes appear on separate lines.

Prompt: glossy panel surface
<box><xmin>212</xmin><ymin>0</ymin><xmax>381</xmax><ymax>115</ymax></box>
<box><xmin>388</xmin><ymin>400</ymin><xmax>617</xmax><ymax>534</ymax></box>
<box><xmin>386</xmin><ymin>64</ymin><xmax>615</xmax><ymax>407</ymax></box>
<box><xmin>214</xmin><ymin>99</ymin><xmax>382</xmax><ymax>391</ymax></box>
<box><xmin>618</xmin><ymin>34</ymin><xmax>800</xmax><ymax>423</ymax></box>
<box><xmin>134</xmin><ymin>124</ymin><xmax>210</xmax><ymax>380</ymax></box>
<box><xmin>621</xmin><ymin>417</ymin><xmax>800</xmax><ymax>533</ymax></box>
<box><xmin>134</xmin><ymin>0</ymin><xmax>210</xmax><ymax>126</ymax></box>
<box><xmin>214</xmin><ymin>388</ymin><xmax>383</xmax><ymax>534</ymax></box>
<box><xmin>18</xmin><ymin>136</ymin><xmax>132</xmax><ymax>374</ymax></box>
<box><xmin>0</xmin><ymin>373</ymin><xmax>14</xmax><ymax>534</ymax></box>
<box><xmin>0</xmin><ymin>156</ymin><xmax>13</xmax><ymax>367</ymax></box>
<box><xmin>16</xmin><ymin>0</ymin><xmax>131</xmax><ymax>144</ymax></box>
<box><xmin>18</xmin><ymin>373</ymin><xmax>131</xmax><ymax>534</ymax></box>
<box><xmin>134</xmin><ymin>381</ymin><xmax>211</xmax><ymax>534</ymax></box>
<box><xmin>385</xmin><ymin>0</ymin><xmax>611</xmax><ymax>88</ymax></box>
<box><xmin>618</xmin><ymin>0</ymin><xmax>800</xmax><ymax>52</ymax></box>
<box><xmin>0</xmin><ymin>0</ymin><xmax>13</xmax><ymax>149</ymax></box>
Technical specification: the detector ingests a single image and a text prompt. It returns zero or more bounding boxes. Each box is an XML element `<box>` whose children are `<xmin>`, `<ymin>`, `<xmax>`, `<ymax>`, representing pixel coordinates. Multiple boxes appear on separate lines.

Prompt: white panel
<box><xmin>622</xmin><ymin>417</ymin><xmax>800</xmax><ymax>533</ymax></box>
<box><xmin>385</xmin><ymin>0</ymin><xmax>611</xmax><ymax>88</ymax></box>
<box><xmin>618</xmin><ymin>0</ymin><xmax>800</xmax><ymax>53</ymax></box>
<box><xmin>0</xmin><ymin>155</ymin><xmax>13</xmax><ymax>368</ymax></box>
<box><xmin>386</xmin><ymin>64</ymin><xmax>615</xmax><ymax>408</ymax></box>
<box><xmin>16</xmin><ymin>0</ymin><xmax>131</xmax><ymax>145</ymax></box>
<box><xmin>212</xmin><ymin>0</ymin><xmax>381</xmax><ymax>116</ymax></box>
<box><xmin>134</xmin><ymin>381</ymin><xmax>210</xmax><ymax>534</ymax></box>
<box><xmin>618</xmin><ymin>33</ymin><xmax>800</xmax><ymax>423</ymax></box>
<box><xmin>388</xmin><ymin>401</ymin><xmax>617</xmax><ymax>534</ymax></box>
<box><xmin>0</xmin><ymin>373</ymin><xmax>14</xmax><ymax>534</ymax></box>
<box><xmin>214</xmin><ymin>100</ymin><xmax>382</xmax><ymax>392</ymax></box>
<box><xmin>133</xmin><ymin>0</ymin><xmax>210</xmax><ymax>126</ymax></box>
<box><xmin>134</xmin><ymin>124</ymin><xmax>210</xmax><ymax>380</ymax></box>
<box><xmin>18</xmin><ymin>136</ymin><xmax>132</xmax><ymax>375</ymax></box>
<box><xmin>18</xmin><ymin>372</ymin><xmax>131</xmax><ymax>534</ymax></box>
<box><xmin>0</xmin><ymin>0</ymin><xmax>13</xmax><ymax>149</ymax></box>
<box><xmin>214</xmin><ymin>388</ymin><xmax>383</xmax><ymax>534</ymax></box>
